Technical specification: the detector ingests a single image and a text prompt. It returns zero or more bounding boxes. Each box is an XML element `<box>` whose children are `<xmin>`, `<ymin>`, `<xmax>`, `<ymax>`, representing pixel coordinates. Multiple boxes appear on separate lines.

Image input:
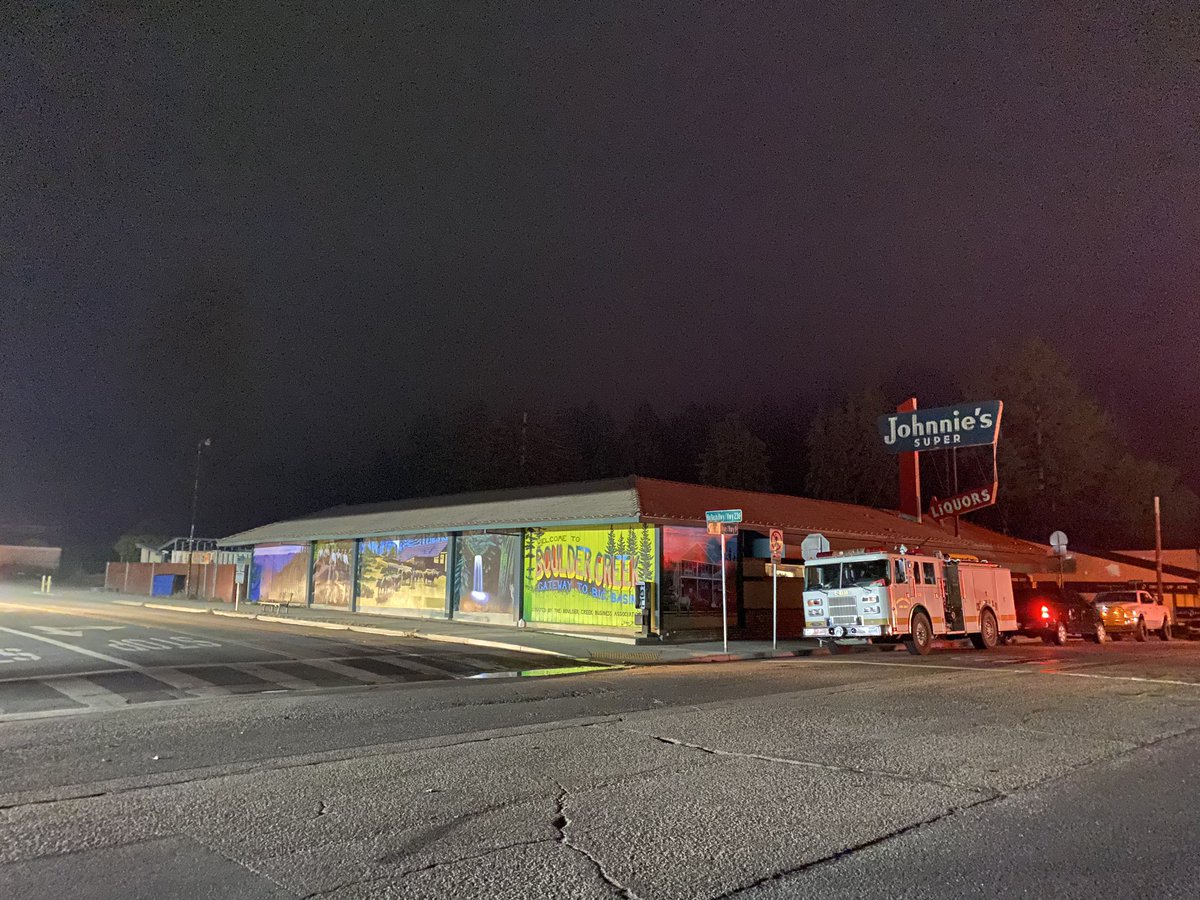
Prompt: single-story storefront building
<box><xmin>216</xmin><ymin>476</ymin><xmax>1078</xmax><ymax>642</ymax></box>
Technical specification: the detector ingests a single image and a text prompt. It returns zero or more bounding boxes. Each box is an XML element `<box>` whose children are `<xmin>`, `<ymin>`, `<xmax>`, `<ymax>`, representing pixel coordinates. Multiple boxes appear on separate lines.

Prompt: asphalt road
<box><xmin>0</xmin><ymin>589</ymin><xmax>581</xmax><ymax>721</ymax></box>
<box><xmin>2</xmin><ymin>587</ymin><xmax>1200</xmax><ymax>899</ymax></box>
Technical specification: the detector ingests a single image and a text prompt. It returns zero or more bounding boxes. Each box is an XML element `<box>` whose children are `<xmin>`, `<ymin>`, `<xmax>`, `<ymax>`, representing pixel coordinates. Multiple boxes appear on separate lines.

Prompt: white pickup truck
<box><xmin>1091</xmin><ymin>589</ymin><xmax>1174</xmax><ymax>641</ymax></box>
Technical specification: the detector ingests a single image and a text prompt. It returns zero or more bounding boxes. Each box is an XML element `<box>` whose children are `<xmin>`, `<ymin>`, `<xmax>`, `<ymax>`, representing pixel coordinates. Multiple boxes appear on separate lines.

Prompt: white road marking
<box><xmin>107</xmin><ymin>635</ymin><xmax>221</xmax><ymax>653</ymax></box>
<box><xmin>143</xmin><ymin>668</ymin><xmax>230</xmax><ymax>697</ymax></box>
<box><xmin>0</xmin><ymin>648</ymin><xmax>42</xmax><ymax>664</ymax></box>
<box><xmin>31</xmin><ymin>626</ymin><xmax>125</xmax><ymax>637</ymax></box>
<box><xmin>1055</xmin><ymin>671</ymin><xmax>1200</xmax><ymax>688</ymax></box>
<box><xmin>369</xmin><ymin>655</ymin><xmax>462</xmax><ymax>678</ymax></box>
<box><xmin>234</xmin><ymin>664</ymin><xmax>315</xmax><ymax>691</ymax></box>
<box><xmin>301</xmin><ymin>658</ymin><xmax>391</xmax><ymax>684</ymax></box>
<box><xmin>44</xmin><ymin>677</ymin><xmax>129</xmax><ymax>709</ymax></box>
<box><xmin>452</xmin><ymin>654</ymin><xmax>513</xmax><ymax>673</ymax></box>
<box><xmin>0</xmin><ymin>626</ymin><xmax>138</xmax><ymax>668</ymax></box>
<box><xmin>814</xmin><ymin>658</ymin><xmax>1200</xmax><ymax>686</ymax></box>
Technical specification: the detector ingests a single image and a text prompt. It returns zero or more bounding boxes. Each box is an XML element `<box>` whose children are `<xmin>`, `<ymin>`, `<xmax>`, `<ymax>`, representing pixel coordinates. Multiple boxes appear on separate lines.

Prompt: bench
<box><xmin>258</xmin><ymin>593</ymin><xmax>298</xmax><ymax>616</ymax></box>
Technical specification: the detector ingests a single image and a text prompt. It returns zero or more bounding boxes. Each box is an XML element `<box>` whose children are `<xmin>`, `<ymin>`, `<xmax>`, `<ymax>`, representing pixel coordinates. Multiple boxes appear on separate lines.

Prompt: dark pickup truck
<box><xmin>1012</xmin><ymin>585</ymin><xmax>1105</xmax><ymax>644</ymax></box>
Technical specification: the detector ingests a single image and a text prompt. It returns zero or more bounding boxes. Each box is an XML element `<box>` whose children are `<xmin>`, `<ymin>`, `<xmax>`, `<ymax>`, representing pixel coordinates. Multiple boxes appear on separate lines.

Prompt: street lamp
<box><xmin>186</xmin><ymin>437</ymin><xmax>212</xmax><ymax>598</ymax></box>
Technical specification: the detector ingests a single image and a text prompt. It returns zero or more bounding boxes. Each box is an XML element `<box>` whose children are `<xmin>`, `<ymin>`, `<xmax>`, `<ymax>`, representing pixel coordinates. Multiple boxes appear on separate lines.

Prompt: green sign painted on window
<box><xmin>524</xmin><ymin>525</ymin><xmax>657</xmax><ymax>630</ymax></box>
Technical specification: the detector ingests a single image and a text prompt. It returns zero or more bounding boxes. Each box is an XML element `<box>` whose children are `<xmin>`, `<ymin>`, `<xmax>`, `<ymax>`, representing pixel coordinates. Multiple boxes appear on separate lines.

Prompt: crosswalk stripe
<box><xmin>143</xmin><ymin>668</ymin><xmax>231</xmax><ymax>697</ymax></box>
<box><xmin>366</xmin><ymin>655</ymin><xmax>460</xmax><ymax>678</ymax></box>
<box><xmin>234</xmin><ymin>664</ymin><xmax>316</xmax><ymax>691</ymax></box>
<box><xmin>452</xmin><ymin>654</ymin><xmax>517</xmax><ymax>673</ymax></box>
<box><xmin>43</xmin><ymin>677</ymin><xmax>129</xmax><ymax>709</ymax></box>
<box><xmin>300</xmin><ymin>658</ymin><xmax>392</xmax><ymax>684</ymax></box>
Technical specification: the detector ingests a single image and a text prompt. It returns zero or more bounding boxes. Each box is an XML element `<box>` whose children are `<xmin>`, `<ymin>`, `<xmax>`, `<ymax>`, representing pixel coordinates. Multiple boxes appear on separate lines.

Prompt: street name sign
<box><xmin>705</xmin><ymin>509</ymin><xmax>743</xmax><ymax>524</ymax></box>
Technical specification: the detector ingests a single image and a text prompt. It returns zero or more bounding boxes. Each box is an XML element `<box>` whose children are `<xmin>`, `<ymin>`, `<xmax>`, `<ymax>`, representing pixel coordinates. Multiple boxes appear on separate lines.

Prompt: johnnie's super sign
<box><xmin>877</xmin><ymin>401</ymin><xmax>1002</xmax><ymax>453</ymax></box>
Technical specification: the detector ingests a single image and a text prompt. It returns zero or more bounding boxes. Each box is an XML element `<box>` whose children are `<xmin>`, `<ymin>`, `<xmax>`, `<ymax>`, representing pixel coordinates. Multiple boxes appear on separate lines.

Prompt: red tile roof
<box><xmin>634</xmin><ymin>477</ymin><xmax>1052</xmax><ymax>571</ymax></box>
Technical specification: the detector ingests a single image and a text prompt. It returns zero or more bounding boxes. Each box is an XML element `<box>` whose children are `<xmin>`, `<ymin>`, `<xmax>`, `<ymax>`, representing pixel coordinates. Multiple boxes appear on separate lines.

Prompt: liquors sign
<box><xmin>929</xmin><ymin>484</ymin><xmax>998</xmax><ymax>520</ymax></box>
<box><xmin>877</xmin><ymin>401</ymin><xmax>1002</xmax><ymax>453</ymax></box>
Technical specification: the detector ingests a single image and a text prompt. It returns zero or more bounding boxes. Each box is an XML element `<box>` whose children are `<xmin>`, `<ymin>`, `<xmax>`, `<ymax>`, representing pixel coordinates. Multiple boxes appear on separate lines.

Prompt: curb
<box><xmin>105</xmin><ymin>599</ymin><xmax>582</xmax><ymax>661</ymax></box>
<box><xmin>95</xmin><ymin>597</ymin><xmax>824</xmax><ymax>667</ymax></box>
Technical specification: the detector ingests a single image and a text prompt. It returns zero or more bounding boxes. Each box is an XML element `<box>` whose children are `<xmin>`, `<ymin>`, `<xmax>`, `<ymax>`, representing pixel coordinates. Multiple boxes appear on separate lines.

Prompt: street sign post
<box><xmin>705</xmin><ymin>510</ymin><xmax>742</xmax><ymax>652</ymax></box>
<box><xmin>769</xmin><ymin>528</ymin><xmax>784</xmax><ymax>649</ymax></box>
<box><xmin>1050</xmin><ymin>531</ymin><xmax>1069</xmax><ymax>588</ymax></box>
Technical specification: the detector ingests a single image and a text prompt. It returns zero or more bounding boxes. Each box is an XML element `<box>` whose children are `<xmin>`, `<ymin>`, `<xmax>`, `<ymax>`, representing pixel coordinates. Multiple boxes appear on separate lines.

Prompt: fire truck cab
<box><xmin>802</xmin><ymin>548</ymin><xmax>1017</xmax><ymax>655</ymax></box>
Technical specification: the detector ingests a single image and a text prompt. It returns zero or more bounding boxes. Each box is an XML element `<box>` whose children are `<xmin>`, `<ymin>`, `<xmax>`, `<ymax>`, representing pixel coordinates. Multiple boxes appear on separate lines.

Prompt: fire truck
<box><xmin>801</xmin><ymin>547</ymin><xmax>1017</xmax><ymax>655</ymax></box>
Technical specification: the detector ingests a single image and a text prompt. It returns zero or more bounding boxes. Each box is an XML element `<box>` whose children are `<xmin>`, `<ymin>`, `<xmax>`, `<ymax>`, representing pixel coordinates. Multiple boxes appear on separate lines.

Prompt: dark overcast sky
<box><xmin>2</xmin><ymin>2</ymin><xmax>1198</xmax><ymax>543</ymax></box>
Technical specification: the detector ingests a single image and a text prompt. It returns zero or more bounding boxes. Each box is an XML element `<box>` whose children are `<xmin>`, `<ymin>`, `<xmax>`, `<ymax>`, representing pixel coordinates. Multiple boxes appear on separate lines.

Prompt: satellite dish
<box><xmin>1050</xmin><ymin>531</ymin><xmax>1068</xmax><ymax>556</ymax></box>
<box><xmin>801</xmin><ymin>533</ymin><xmax>831</xmax><ymax>562</ymax></box>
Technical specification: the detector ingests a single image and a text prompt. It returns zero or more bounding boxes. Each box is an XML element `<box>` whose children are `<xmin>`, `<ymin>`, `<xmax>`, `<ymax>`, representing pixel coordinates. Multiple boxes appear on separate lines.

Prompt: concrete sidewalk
<box><xmin>68</xmin><ymin>589</ymin><xmax>825</xmax><ymax>666</ymax></box>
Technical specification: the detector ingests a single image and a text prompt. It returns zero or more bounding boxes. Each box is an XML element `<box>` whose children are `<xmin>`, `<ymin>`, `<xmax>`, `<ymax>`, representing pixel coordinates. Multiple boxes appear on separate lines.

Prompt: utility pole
<box><xmin>186</xmin><ymin>437</ymin><xmax>212</xmax><ymax>598</ymax></box>
<box><xmin>1154</xmin><ymin>496</ymin><xmax>1166</xmax><ymax>612</ymax></box>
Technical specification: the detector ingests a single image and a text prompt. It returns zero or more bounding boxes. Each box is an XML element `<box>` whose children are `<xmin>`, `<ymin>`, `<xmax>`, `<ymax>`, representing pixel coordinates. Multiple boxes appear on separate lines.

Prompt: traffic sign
<box><xmin>707</xmin><ymin>522</ymin><xmax>738</xmax><ymax>536</ymax></box>
<box><xmin>1050</xmin><ymin>531</ymin><xmax>1068</xmax><ymax>557</ymax></box>
<box><xmin>800</xmin><ymin>533</ymin><xmax>831</xmax><ymax>561</ymax></box>
<box><xmin>705</xmin><ymin>509</ymin><xmax>743</xmax><ymax>524</ymax></box>
<box><xmin>769</xmin><ymin>528</ymin><xmax>784</xmax><ymax>563</ymax></box>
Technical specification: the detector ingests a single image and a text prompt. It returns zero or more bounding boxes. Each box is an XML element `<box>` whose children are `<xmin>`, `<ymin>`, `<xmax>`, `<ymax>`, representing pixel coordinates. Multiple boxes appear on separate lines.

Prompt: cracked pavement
<box><xmin>3</xmin><ymin>641</ymin><xmax>1200</xmax><ymax>898</ymax></box>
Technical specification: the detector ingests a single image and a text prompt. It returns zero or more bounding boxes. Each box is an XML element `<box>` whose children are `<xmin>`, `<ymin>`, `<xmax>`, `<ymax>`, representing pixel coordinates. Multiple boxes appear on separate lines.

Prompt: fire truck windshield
<box><xmin>805</xmin><ymin>559</ymin><xmax>891</xmax><ymax>590</ymax></box>
<box><xmin>806</xmin><ymin>563</ymin><xmax>841</xmax><ymax>590</ymax></box>
<box><xmin>843</xmin><ymin>559</ymin><xmax>890</xmax><ymax>587</ymax></box>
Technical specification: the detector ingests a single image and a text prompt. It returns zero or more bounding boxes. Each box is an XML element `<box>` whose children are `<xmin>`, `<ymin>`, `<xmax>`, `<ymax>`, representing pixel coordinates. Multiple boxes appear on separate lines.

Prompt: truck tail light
<box><xmin>1041</xmin><ymin>605</ymin><xmax>1050</xmax><ymax>620</ymax></box>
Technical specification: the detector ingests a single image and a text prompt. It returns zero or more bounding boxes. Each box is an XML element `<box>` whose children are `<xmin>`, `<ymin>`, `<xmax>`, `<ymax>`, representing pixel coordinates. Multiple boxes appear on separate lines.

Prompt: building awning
<box><xmin>218</xmin><ymin>478</ymin><xmax>642</xmax><ymax>546</ymax></box>
<box><xmin>220</xmin><ymin>475</ymin><xmax>1054</xmax><ymax>572</ymax></box>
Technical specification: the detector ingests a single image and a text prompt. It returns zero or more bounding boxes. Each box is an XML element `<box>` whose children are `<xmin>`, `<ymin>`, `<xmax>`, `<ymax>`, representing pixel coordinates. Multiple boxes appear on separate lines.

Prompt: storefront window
<box><xmin>661</xmin><ymin>526</ymin><xmax>736</xmax><ymax>615</ymax></box>
<box><xmin>312</xmin><ymin>540</ymin><xmax>354</xmax><ymax>607</ymax></box>
<box><xmin>250</xmin><ymin>543</ymin><xmax>311</xmax><ymax>603</ymax></box>
<box><xmin>524</xmin><ymin>525</ymin><xmax>656</xmax><ymax>629</ymax></box>
<box><xmin>454</xmin><ymin>532</ymin><xmax>521</xmax><ymax>619</ymax></box>
<box><xmin>357</xmin><ymin>534</ymin><xmax>449</xmax><ymax>615</ymax></box>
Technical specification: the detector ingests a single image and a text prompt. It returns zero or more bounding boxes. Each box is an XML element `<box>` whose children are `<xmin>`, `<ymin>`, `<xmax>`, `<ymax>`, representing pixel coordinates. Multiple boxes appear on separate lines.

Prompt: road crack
<box><xmin>710</xmin><ymin>794</ymin><xmax>1002</xmax><ymax>899</ymax></box>
<box><xmin>553</xmin><ymin>780</ymin><xmax>642</xmax><ymax>899</ymax></box>
<box><xmin>630</xmin><ymin>729</ymin><xmax>995</xmax><ymax>796</ymax></box>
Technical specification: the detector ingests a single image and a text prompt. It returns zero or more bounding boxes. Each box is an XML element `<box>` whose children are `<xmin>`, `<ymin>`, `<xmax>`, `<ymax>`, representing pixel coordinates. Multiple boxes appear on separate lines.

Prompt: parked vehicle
<box><xmin>802</xmin><ymin>549</ymin><xmax>1017</xmax><ymax>656</ymax></box>
<box><xmin>1012</xmin><ymin>585</ymin><xmax>1105</xmax><ymax>644</ymax></box>
<box><xmin>1091</xmin><ymin>589</ymin><xmax>1173</xmax><ymax>641</ymax></box>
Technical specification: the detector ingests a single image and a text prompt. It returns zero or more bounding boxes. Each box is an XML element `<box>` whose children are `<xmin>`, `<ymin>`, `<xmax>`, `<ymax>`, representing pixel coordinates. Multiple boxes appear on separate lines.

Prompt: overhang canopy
<box><xmin>217</xmin><ymin>478</ymin><xmax>642</xmax><ymax>546</ymax></box>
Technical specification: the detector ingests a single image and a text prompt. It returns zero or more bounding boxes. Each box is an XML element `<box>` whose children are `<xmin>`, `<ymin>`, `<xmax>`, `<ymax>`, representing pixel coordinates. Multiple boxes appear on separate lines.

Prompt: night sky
<box><xmin>3</xmin><ymin>3</ymin><xmax>1198</xmax><ymax>547</ymax></box>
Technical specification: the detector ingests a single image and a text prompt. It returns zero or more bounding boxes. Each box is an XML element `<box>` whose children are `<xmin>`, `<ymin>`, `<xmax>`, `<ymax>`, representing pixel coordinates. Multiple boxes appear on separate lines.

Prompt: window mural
<box><xmin>357</xmin><ymin>534</ymin><xmax>449</xmax><ymax>614</ymax></box>
<box><xmin>312</xmin><ymin>540</ymin><xmax>354</xmax><ymax>608</ymax></box>
<box><xmin>454</xmin><ymin>532</ymin><xmax>521</xmax><ymax>618</ymax></box>
<box><xmin>524</xmin><ymin>524</ymin><xmax>656</xmax><ymax>629</ymax></box>
<box><xmin>660</xmin><ymin>526</ymin><xmax>737</xmax><ymax>615</ymax></box>
<box><xmin>250</xmin><ymin>543</ymin><xmax>311</xmax><ymax>603</ymax></box>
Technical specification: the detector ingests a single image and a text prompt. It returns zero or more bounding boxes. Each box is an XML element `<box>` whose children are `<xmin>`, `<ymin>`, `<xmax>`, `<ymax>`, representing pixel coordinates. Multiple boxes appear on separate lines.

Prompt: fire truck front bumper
<box><xmin>804</xmin><ymin>625</ymin><xmax>884</xmax><ymax>638</ymax></box>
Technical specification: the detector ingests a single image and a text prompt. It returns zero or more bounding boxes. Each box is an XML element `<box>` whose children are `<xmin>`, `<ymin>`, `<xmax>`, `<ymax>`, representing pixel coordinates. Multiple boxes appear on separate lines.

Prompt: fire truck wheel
<box><xmin>1134</xmin><ymin>619</ymin><xmax>1148</xmax><ymax>642</ymax></box>
<box><xmin>906</xmin><ymin>611</ymin><xmax>933</xmax><ymax>656</ymax></box>
<box><xmin>969</xmin><ymin>609</ymin><xmax>999</xmax><ymax>650</ymax></box>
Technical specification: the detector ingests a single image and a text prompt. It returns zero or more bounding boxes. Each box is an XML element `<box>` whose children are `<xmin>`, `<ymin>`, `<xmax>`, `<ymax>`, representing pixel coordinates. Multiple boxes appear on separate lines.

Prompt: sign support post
<box><xmin>705</xmin><ymin>509</ymin><xmax>742</xmax><ymax>655</ymax></box>
<box><xmin>720</xmin><ymin>531</ymin><xmax>728</xmax><ymax>653</ymax></box>
<box><xmin>768</xmin><ymin>527</ymin><xmax>784</xmax><ymax>650</ymax></box>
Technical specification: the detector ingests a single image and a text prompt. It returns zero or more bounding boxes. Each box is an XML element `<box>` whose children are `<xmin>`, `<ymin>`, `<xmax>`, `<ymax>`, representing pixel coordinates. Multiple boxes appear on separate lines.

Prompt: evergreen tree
<box><xmin>698</xmin><ymin>414</ymin><xmax>771</xmax><ymax>492</ymax></box>
<box><xmin>805</xmin><ymin>387</ymin><xmax>898</xmax><ymax>508</ymax></box>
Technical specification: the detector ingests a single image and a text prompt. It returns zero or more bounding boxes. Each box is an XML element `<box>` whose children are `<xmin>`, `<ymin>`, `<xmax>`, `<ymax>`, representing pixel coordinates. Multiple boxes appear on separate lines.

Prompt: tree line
<box><xmin>343</xmin><ymin>338</ymin><xmax>1193</xmax><ymax>551</ymax></box>
<box><xmin>116</xmin><ymin>338</ymin><xmax>1199</xmax><ymax>559</ymax></box>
